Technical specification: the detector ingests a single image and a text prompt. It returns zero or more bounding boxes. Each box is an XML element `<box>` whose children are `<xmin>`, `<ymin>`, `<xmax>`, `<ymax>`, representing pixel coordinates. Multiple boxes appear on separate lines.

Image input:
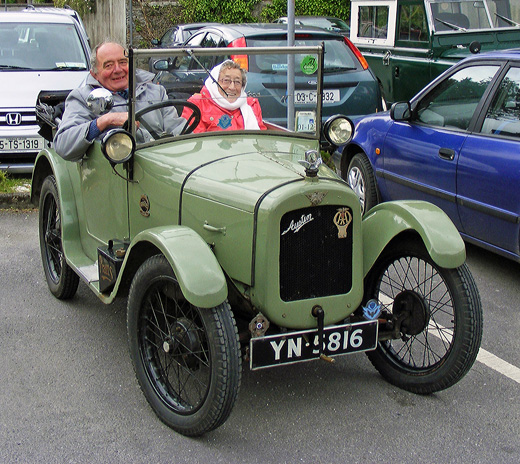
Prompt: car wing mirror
<box><xmin>86</xmin><ymin>88</ymin><xmax>114</xmax><ymax>115</ymax></box>
<box><xmin>390</xmin><ymin>102</ymin><xmax>411</xmax><ymax>121</ymax></box>
<box><xmin>153</xmin><ymin>59</ymin><xmax>170</xmax><ymax>71</ymax></box>
<box><xmin>153</xmin><ymin>56</ymin><xmax>184</xmax><ymax>71</ymax></box>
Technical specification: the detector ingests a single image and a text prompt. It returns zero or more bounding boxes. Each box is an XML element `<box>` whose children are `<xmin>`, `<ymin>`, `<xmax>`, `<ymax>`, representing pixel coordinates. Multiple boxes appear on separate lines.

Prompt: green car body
<box><xmin>31</xmin><ymin>46</ymin><xmax>481</xmax><ymax>437</ymax></box>
<box><xmin>350</xmin><ymin>0</ymin><xmax>520</xmax><ymax>104</ymax></box>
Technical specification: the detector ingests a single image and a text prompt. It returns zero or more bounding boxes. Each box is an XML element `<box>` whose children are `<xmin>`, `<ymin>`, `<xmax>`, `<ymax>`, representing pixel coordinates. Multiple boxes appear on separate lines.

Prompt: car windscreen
<box><xmin>0</xmin><ymin>22</ymin><xmax>88</xmax><ymax>71</ymax></box>
<box><xmin>246</xmin><ymin>36</ymin><xmax>359</xmax><ymax>73</ymax></box>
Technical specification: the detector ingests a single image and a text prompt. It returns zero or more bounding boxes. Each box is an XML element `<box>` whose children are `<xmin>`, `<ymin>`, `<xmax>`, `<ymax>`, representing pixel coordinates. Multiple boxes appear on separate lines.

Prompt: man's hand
<box><xmin>96</xmin><ymin>112</ymin><xmax>139</xmax><ymax>131</ymax></box>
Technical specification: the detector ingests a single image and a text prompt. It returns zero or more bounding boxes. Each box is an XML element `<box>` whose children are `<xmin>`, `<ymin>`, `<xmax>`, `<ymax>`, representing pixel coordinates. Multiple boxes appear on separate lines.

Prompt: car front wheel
<box><xmin>127</xmin><ymin>255</ymin><xmax>241</xmax><ymax>436</ymax></box>
<box><xmin>364</xmin><ymin>238</ymin><xmax>482</xmax><ymax>394</ymax></box>
<box><xmin>347</xmin><ymin>153</ymin><xmax>379</xmax><ymax>214</ymax></box>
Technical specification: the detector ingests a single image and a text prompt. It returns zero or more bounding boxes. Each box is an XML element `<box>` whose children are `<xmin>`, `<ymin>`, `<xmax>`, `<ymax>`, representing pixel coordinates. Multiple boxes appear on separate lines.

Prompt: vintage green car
<box><xmin>350</xmin><ymin>0</ymin><xmax>520</xmax><ymax>104</ymax></box>
<box><xmin>31</xmin><ymin>46</ymin><xmax>482</xmax><ymax>436</ymax></box>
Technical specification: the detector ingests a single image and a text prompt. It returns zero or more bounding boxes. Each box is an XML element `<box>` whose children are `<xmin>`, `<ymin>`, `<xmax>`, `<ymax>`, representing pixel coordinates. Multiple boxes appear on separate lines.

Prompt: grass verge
<box><xmin>0</xmin><ymin>171</ymin><xmax>31</xmax><ymax>194</ymax></box>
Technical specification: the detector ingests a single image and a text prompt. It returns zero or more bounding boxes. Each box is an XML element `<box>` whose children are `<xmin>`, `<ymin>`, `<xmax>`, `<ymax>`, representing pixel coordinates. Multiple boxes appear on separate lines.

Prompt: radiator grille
<box><xmin>279</xmin><ymin>205</ymin><xmax>353</xmax><ymax>301</ymax></box>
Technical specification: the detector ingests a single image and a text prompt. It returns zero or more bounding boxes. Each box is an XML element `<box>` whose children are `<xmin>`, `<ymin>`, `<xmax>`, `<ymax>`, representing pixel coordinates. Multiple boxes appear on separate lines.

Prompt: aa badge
<box><xmin>333</xmin><ymin>207</ymin><xmax>352</xmax><ymax>239</ymax></box>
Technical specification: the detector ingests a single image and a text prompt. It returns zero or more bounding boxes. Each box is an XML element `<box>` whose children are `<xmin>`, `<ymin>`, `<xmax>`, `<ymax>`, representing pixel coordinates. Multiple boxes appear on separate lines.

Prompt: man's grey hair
<box><xmin>89</xmin><ymin>39</ymin><xmax>127</xmax><ymax>73</ymax></box>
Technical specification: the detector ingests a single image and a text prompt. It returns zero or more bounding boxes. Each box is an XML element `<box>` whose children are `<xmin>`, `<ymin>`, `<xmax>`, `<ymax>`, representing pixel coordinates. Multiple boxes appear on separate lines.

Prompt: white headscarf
<box><xmin>204</xmin><ymin>61</ymin><xmax>260</xmax><ymax>130</ymax></box>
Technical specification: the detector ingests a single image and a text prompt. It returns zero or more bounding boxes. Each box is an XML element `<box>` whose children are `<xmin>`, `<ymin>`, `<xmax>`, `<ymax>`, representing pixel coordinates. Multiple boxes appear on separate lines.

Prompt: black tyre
<box><xmin>127</xmin><ymin>255</ymin><xmax>241</xmax><ymax>436</ymax></box>
<box><xmin>39</xmin><ymin>175</ymin><xmax>79</xmax><ymax>299</ymax></box>
<box><xmin>347</xmin><ymin>153</ymin><xmax>379</xmax><ymax>214</ymax></box>
<box><xmin>364</xmin><ymin>238</ymin><xmax>482</xmax><ymax>394</ymax></box>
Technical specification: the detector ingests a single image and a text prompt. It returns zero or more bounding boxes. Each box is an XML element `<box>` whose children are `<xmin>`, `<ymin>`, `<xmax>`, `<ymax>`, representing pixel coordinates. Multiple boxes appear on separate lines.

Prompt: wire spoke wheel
<box><xmin>141</xmin><ymin>279</ymin><xmax>211</xmax><ymax>413</ymax></box>
<box><xmin>365</xmin><ymin>238</ymin><xmax>482</xmax><ymax>394</ymax></box>
<box><xmin>128</xmin><ymin>255</ymin><xmax>241</xmax><ymax>436</ymax></box>
<box><xmin>38</xmin><ymin>175</ymin><xmax>79</xmax><ymax>299</ymax></box>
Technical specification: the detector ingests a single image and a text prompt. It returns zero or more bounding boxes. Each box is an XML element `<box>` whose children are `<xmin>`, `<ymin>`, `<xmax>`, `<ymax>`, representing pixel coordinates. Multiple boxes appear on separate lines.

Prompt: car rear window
<box><xmin>246</xmin><ymin>36</ymin><xmax>359</xmax><ymax>74</ymax></box>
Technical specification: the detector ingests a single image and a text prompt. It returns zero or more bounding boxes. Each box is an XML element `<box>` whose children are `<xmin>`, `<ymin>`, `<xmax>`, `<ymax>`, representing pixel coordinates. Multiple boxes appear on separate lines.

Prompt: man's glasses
<box><xmin>219</xmin><ymin>78</ymin><xmax>243</xmax><ymax>87</ymax></box>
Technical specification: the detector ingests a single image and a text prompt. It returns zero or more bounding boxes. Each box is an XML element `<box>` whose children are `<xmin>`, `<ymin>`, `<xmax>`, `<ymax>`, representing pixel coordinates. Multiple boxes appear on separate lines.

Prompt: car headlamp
<box><xmin>101</xmin><ymin>129</ymin><xmax>135</xmax><ymax>164</ymax></box>
<box><xmin>323</xmin><ymin>116</ymin><xmax>354</xmax><ymax>146</ymax></box>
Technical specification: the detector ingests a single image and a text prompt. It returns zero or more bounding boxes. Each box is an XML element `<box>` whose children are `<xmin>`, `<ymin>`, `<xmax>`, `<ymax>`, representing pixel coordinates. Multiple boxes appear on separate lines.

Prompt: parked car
<box><xmin>273</xmin><ymin>15</ymin><xmax>350</xmax><ymax>36</ymax></box>
<box><xmin>151</xmin><ymin>22</ymin><xmax>219</xmax><ymax>48</ymax></box>
<box><xmin>31</xmin><ymin>45</ymin><xmax>482</xmax><ymax>437</ymax></box>
<box><xmin>152</xmin><ymin>23</ymin><xmax>384</xmax><ymax>124</ymax></box>
<box><xmin>349</xmin><ymin>0</ymin><xmax>520</xmax><ymax>104</ymax></box>
<box><xmin>338</xmin><ymin>49</ymin><xmax>520</xmax><ymax>262</ymax></box>
<box><xmin>148</xmin><ymin>22</ymin><xmax>219</xmax><ymax>71</ymax></box>
<box><xmin>0</xmin><ymin>6</ymin><xmax>91</xmax><ymax>173</ymax></box>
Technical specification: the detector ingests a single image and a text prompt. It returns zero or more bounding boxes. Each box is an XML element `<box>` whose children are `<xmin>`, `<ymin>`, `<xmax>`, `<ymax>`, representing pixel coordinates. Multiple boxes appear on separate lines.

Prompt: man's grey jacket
<box><xmin>54</xmin><ymin>70</ymin><xmax>186</xmax><ymax>161</ymax></box>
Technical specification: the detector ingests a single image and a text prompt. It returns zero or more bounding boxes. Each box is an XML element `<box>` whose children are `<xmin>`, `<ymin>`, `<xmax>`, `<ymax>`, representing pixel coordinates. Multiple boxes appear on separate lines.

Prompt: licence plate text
<box><xmin>250</xmin><ymin>320</ymin><xmax>378</xmax><ymax>370</ymax></box>
<box><xmin>294</xmin><ymin>89</ymin><xmax>340</xmax><ymax>105</ymax></box>
<box><xmin>0</xmin><ymin>137</ymin><xmax>43</xmax><ymax>152</ymax></box>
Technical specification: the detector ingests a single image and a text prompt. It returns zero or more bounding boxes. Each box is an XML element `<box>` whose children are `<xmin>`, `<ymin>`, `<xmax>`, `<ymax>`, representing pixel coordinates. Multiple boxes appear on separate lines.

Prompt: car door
<box><xmin>380</xmin><ymin>63</ymin><xmax>501</xmax><ymax>231</ymax></box>
<box><xmin>456</xmin><ymin>64</ymin><xmax>520</xmax><ymax>255</ymax></box>
<box><xmin>389</xmin><ymin>1</ymin><xmax>432</xmax><ymax>103</ymax></box>
<box><xmin>76</xmin><ymin>145</ymin><xmax>129</xmax><ymax>259</ymax></box>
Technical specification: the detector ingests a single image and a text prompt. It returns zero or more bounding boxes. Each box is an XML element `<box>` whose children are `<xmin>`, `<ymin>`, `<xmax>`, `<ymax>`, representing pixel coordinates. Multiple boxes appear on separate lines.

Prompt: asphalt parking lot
<box><xmin>1</xmin><ymin>209</ymin><xmax>519</xmax><ymax>464</ymax></box>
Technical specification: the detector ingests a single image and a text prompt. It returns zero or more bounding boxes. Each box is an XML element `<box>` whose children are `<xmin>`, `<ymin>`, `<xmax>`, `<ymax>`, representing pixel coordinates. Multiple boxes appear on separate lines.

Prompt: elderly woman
<box><xmin>182</xmin><ymin>60</ymin><xmax>266</xmax><ymax>133</ymax></box>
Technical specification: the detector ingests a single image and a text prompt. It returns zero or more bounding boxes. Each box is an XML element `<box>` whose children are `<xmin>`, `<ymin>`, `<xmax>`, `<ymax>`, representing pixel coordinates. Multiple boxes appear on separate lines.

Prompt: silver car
<box><xmin>0</xmin><ymin>7</ymin><xmax>90</xmax><ymax>173</ymax></box>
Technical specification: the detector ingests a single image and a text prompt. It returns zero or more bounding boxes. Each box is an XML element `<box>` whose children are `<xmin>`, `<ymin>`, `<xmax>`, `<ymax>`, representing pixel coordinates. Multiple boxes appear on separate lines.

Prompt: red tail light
<box><xmin>344</xmin><ymin>37</ymin><xmax>369</xmax><ymax>70</ymax></box>
<box><xmin>228</xmin><ymin>37</ymin><xmax>248</xmax><ymax>70</ymax></box>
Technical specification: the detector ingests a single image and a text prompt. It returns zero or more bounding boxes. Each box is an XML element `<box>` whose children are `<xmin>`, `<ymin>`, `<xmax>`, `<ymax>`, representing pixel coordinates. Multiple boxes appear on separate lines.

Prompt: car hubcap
<box><xmin>348</xmin><ymin>167</ymin><xmax>365</xmax><ymax>211</ymax></box>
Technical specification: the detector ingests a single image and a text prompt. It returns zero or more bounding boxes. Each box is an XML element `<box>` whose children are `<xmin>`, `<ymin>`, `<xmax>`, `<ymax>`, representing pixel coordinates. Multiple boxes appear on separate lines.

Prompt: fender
<box><xmin>362</xmin><ymin>200</ymin><xmax>466</xmax><ymax>275</ymax></box>
<box><xmin>120</xmin><ymin>226</ymin><xmax>228</xmax><ymax>309</ymax></box>
<box><xmin>32</xmin><ymin>150</ymin><xmax>85</xmax><ymax>263</ymax></box>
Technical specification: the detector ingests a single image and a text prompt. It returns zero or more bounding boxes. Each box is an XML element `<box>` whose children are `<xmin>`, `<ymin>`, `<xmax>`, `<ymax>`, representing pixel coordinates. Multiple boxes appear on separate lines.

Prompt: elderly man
<box><xmin>54</xmin><ymin>41</ymin><xmax>185</xmax><ymax>161</ymax></box>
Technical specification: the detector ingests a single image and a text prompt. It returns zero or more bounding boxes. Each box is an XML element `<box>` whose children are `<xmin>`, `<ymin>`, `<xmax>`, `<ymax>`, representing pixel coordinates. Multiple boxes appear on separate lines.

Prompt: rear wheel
<box><xmin>364</xmin><ymin>238</ymin><xmax>482</xmax><ymax>394</ymax></box>
<box><xmin>347</xmin><ymin>153</ymin><xmax>378</xmax><ymax>214</ymax></box>
<box><xmin>38</xmin><ymin>175</ymin><xmax>79</xmax><ymax>299</ymax></box>
<box><xmin>127</xmin><ymin>255</ymin><xmax>241</xmax><ymax>436</ymax></box>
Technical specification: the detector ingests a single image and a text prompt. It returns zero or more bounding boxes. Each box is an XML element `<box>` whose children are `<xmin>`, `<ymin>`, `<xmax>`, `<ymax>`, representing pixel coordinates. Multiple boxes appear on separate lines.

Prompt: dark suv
<box><xmin>152</xmin><ymin>23</ymin><xmax>384</xmax><ymax>124</ymax></box>
<box><xmin>349</xmin><ymin>0</ymin><xmax>520</xmax><ymax>104</ymax></box>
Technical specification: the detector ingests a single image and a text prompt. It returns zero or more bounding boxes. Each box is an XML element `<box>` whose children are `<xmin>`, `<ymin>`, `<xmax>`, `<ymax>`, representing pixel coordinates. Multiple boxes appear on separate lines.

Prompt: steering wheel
<box><xmin>134</xmin><ymin>100</ymin><xmax>201</xmax><ymax>138</ymax></box>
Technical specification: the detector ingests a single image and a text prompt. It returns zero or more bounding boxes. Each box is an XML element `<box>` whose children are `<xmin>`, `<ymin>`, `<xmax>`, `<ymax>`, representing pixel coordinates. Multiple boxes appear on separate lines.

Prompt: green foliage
<box><xmin>0</xmin><ymin>171</ymin><xmax>31</xmax><ymax>194</ymax></box>
<box><xmin>53</xmin><ymin>0</ymin><xmax>96</xmax><ymax>15</ymax></box>
<box><xmin>179</xmin><ymin>0</ymin><xmax>261</xmax><ymax>24</ymax></box>
<box><xmin>261</xmin><ymin>0</ymin><xmax>350</xmax><ymax>23</ymax></box>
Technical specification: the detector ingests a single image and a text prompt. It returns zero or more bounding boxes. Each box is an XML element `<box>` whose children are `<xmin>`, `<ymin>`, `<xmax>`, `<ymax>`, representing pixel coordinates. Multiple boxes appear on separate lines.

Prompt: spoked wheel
<box><xmin>38</xmin><ymin>175</ymin><xmax>79</xmax><ymax>299</ymax></box>
<box><xmin>127</xmin><ymin>255</ymin><xmax>241</xmax><ymax>436</ymax></box>
<box><xmin>364</xmin><ymin>238</ymin><xmax>482</xmax><ymax>394</ymax></box>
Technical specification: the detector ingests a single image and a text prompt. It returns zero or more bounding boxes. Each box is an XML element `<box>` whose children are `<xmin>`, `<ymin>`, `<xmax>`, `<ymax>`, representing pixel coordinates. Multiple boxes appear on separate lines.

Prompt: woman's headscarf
<box><xmin>204</xmin><ymin>61</ymin><xmax>260</xmax><ymax>130</ymax></box>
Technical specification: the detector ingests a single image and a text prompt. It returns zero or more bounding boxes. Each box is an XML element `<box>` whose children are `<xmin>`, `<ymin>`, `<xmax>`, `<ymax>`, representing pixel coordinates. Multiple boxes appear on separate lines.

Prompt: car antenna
<box><xmin>185</xmin><ymin>49</ymin><xmax>229</xmax><ymax>97</ymax></box>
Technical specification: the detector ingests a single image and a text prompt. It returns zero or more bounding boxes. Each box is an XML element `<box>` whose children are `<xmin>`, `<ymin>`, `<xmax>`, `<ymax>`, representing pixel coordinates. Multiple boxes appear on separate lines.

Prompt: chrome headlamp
<box><xmin>323</xmin><ymin>115</ymin><xmax>354</xmax><ymax>146</ymax></box>
<box><xmin>101</xmin><ymin>129</ymin><xmax>135</xmax><ymax>164</ymax></box>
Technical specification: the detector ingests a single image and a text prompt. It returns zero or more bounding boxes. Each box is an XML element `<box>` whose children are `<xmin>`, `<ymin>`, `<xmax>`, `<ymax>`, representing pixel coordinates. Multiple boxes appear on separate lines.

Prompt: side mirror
<box><xmin>86</xmin><ymin>88</ymin><xmax>114</xmax><ymax>115</ymax></box>
<box><xmin>390</xmin><ymin>102</ymin><xmax>411</xmax><ymax>121</ymax></box>
<box><xmin>153</xmin><ymin>59</ymin><xmax>169</xmax><ymax>71</ymax></box>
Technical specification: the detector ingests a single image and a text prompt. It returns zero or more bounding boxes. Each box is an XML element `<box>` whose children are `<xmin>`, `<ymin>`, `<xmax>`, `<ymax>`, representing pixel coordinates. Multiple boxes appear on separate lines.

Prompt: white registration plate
<box><xmin>294</xmin><ymin>89</ymin><xmax>340</xmax><ymax>105</ymax></box>
<box><xmin>250</xmin><ymin>319</ymin><xmax>378</xmax><ymax>370</ymax></box>
<box><xmin>0</xmin><ymin>137</ymin><xmax>44</xmax><ymax>152</ymax></box>
<box><xmin>295</xmin><ymin>111</ymin><xmax>316</xmax><ymax>132</ymax></box>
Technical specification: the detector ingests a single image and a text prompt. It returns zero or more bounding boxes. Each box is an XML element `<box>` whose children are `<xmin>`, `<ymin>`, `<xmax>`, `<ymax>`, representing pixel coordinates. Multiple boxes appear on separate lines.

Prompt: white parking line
<box><xmin>426</xmin><ymin>321</ymin><xmax>520</xmax><ymax>385</ymax></box>
<box><xmin>476</xmin><ymin>348</ymin><xmax>520</xmax><ymax>385</ymax></box>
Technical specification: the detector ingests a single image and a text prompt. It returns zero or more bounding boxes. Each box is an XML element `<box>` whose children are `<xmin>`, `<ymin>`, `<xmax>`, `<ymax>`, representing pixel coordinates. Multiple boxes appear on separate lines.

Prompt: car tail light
<box><xmin>228</xmin><ymin>37</ymin><xmax>248</xmax><ymax>70</ymax></box>
<box><xmin>343</xmin><ymin>37</ymin><xmax>369</xmax><ymax>70</ymax></box>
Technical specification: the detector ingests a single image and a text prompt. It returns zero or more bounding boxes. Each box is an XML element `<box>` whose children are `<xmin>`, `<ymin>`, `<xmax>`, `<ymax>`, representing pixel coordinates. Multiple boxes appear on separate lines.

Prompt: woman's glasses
<box><xmin>219</xmin><ymin>78</ymin><xmax>243</xmax><ymax>88</ymax></box>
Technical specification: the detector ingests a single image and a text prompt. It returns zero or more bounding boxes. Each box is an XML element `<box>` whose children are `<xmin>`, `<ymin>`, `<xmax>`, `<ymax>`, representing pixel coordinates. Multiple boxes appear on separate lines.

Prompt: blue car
<box><xmin>337</xmin><ymin>49</ymin><xmax>520</xmax><ymax>262</ymax></box>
